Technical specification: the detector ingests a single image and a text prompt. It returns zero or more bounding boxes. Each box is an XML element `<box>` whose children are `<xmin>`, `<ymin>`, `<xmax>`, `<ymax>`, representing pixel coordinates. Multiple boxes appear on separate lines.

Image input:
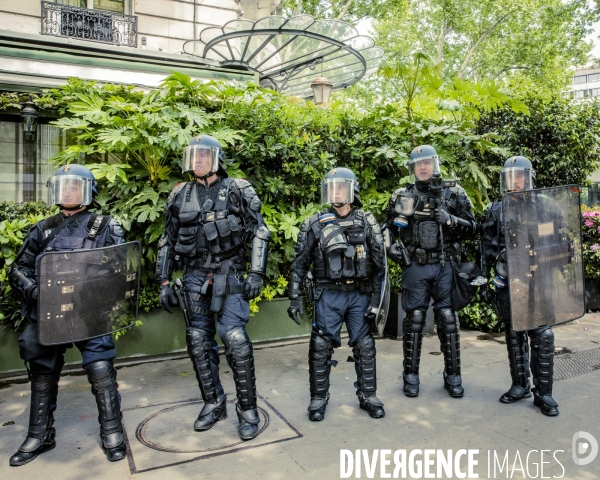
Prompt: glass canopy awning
<box><xmin>183</xmin><ymin>15</ymin><xmax>384</xmax><ymax>98</ymax></box>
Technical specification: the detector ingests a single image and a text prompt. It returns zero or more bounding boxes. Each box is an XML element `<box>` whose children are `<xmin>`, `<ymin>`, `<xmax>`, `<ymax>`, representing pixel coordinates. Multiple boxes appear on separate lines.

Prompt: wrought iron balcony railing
<box><xmin>41</xmin><ymin>1</ymin><xmax>138</xmax><ymax>48</ymax></box>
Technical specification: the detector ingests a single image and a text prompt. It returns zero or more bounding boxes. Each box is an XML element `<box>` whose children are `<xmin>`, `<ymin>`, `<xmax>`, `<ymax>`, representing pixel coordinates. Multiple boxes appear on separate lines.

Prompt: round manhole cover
<box><xmin>136</xmin><ymin>400</ymin><xmax>269</xmax><ymax>453</ymax></box>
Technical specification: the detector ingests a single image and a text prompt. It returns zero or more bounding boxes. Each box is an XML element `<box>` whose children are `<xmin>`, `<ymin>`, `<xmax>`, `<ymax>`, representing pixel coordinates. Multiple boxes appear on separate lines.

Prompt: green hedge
<box><xmin>1</xmin><ymin>77</ymin><xmax>599</xmax><ymax>332</ymax></box>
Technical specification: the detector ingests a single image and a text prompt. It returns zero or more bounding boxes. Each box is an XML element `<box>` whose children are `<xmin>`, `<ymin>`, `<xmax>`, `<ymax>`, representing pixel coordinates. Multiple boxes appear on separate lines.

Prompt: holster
<box><xmin>210</xmin><ymin>273</ymin><xmax>228</xmax><ymax>314</ymax></box>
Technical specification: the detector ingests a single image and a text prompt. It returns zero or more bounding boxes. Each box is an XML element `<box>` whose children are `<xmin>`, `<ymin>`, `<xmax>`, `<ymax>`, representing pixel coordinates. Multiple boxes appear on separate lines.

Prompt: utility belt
<box><xmin>315</xmin><ymin>278</ymin><xmax>373</xmax><ymax>293</ymax></box>
<box><xmin>183</xmin><ymin>268</ymin><xmax>246</xmax><ymax>315</ymax></box>
<box><xmin>408</xmin><ymin>246</ymin><xmax>455</xmax><ymax>265</ymax></box>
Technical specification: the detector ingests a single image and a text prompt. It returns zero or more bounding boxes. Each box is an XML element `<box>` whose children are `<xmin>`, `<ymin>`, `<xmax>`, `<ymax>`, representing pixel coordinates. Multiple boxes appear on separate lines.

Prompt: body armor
<box><xmin>289</xmin><ymin>208</ymin><xmax>383</xmax><ymax>296</ymax></box>
<box><xmin>157</xmin><ymin>177</ymin><xmax>269</xmax><ymax>279</ymax></box>
<box><xmin>386</xmin><ymin>183</ymin><xmax>476</xmax><ymax>264</ymax></box>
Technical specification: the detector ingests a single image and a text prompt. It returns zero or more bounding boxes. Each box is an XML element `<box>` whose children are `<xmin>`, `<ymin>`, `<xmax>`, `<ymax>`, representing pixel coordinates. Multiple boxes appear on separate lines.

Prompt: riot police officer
<box><xmin>288</xmin><ymin>167</ymin><xmax>386</xmax><ymax>421</ymax></box>
<box><xmin>156</xmin><ymin>135</ymin><xmax>270</xmax><ymax>440</ymax></box>
<box><xmin>8</xmin><ymin>164</ymin><xmax>127</xmax><ymax>466</ymax></box>
<box><xmin>480</xmin><ymin>156</ymin><xmax>559</xmax><ymax>416</ymax></box>
<box><xmin>384</xmin><ymin>145</ymin><xmax>476</xmax><ymax>398</ymax></box>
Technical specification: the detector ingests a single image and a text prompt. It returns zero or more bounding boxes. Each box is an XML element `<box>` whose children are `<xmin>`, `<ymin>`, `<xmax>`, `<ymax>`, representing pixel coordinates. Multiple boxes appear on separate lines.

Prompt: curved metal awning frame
<box><xmin>183</xmin><ymin>15</ymin><xmax>384</xmax><ymax>98</ymax></box>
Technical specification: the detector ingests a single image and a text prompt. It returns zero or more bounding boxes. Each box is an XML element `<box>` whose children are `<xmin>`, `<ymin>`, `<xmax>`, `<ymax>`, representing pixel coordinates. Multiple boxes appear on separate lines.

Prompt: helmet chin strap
<box><xmin>61</xmin><ymin>204</ymin><xmax>85</xmax><ymax>211</ymax></box>
<box><xmin>332</xmin><ymin>202</ymin><xmax>346</xmax><ymax>208</ymax></box>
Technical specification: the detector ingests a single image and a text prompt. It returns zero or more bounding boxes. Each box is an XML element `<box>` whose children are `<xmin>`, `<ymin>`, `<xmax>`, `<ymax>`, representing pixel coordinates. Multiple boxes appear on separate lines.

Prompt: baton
<box><xmin>172</xmin><ymin>277</ymin><xmax>191</xmax><ymax>328</ymax></box>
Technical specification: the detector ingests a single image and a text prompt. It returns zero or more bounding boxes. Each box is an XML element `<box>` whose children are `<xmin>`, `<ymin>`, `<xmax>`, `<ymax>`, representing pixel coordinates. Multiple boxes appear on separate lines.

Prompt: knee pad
<box><xmin>437</xmin><ymin>308</ymin><xmax>457</xmax><ymax>334</ymax></box>
<box><xmin>353</xmin><ymin>335</ymin><xmax>376</xmax><ymax>361</ymax></box>
<box><xmin>404</xmin><ymin>310</ymin><xmax>426</xmax><ymax>334</ymax></box>
<box><xmin>309</xmin><ymin>329</ymin><xmax>333</xmax><ymax>362</ymax></box>
<box><xmin>186</xmin><ymin>327</ymin><xmax>213</xmax><ymax>358</ymax></box>
<box><xmin>531</xmin><ymin>327</ymin><xmax>554</xmax><ymax>353</ymax></box>
<box><xmin>222</xmin><ymin>326</ymin><xmax>252</xmax><ymax>361</ymax></box>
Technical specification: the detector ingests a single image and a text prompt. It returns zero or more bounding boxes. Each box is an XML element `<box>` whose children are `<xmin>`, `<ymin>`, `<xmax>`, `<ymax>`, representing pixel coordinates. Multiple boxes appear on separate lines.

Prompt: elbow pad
<box><xmin>155</xmin><ymin>242</ymin><xmax>174</xmax><ymax>282</ymax></box>
<box><xmin>249</xmin><ymin>225</ymin><xmax>270</xmax><ymax>275</ymax></box>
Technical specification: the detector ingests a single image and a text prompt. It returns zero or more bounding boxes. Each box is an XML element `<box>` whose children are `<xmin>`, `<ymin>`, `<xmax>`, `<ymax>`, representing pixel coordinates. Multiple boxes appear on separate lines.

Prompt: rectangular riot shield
<box><xmin>36</xmin><ymin>241</ymin><xmax>141</xmax><ymax>345</ymax></box>
<box><xmin>502</xmin><ymin>185</ymin><xmax>584</xmax><ymax>331</ymax></box>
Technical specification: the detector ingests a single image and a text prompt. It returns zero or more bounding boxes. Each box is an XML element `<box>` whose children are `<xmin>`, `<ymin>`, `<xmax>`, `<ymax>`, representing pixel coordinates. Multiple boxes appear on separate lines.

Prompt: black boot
<box><xmin>530</xmin><ymin>327</ymin><xmax>559</xmax><ymax>416</ymax></box>
<box><xmin>223</xmin><ymin>327</ymin><xmax>260</xmax><ymax>440</ymax></box>
<box><xmin>9</xmin><ymin>374</ymin><xmax>59</xmax><ymax>467</ymax></box>
<box><xmin>186</xmin><ymin>327</ymin><xmax>227</xmax><ymax>431</ymax></box>
<box><xmin>403</xmin><ymin>311</ymin><xmax>425</xmax><ymax>397</ymax></box>
<box><xmin>353</xmin><ymin>335</ymin><xmax>384</xmax><ymax>418</ymax></box>
<box><xmin>437</xmin><ymin>309</ymin><xmax>464</xmax><ymax>398</ymax></box>
<box><xmin>308</xmin><ymin>328</ymin><xmax>333</xmax><ymax>421</ymax></box>
<box><xmin>500</xmin><ymin>317</ymin><xmax>531</xmax><ymax>403</ymax></box>
<box><xmin>85</xmin><ymin>360</ymin><xmax>127</xmax><ymax>462</ymax></box>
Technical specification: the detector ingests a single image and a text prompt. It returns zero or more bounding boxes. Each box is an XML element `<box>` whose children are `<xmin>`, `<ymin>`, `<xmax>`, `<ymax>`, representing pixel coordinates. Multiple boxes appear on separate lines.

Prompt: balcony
<box><xmin>41</xmin><ymin>1</ymin><xmax>137</xmax><ymax>48</ymax></box>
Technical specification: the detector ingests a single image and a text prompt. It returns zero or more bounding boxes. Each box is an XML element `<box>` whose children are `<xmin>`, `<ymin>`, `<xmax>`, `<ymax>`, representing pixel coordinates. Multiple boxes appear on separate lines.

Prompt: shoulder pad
<box><xmin>255</xmin><ymin>225</ymin><xmax>271</xmax><ymax>241</ymax></box>
<box><xmin>167</xmin><ymin>181</ymin><xmax>188</xmax><ymax>205</ymax></box>
<box><xmin>41</xmin><ymin>212</ymin><xmax>64</xmax><ymax>231</ymax></box>
<box><xmin>234</xmin><ymin>178</ymin><xmax>252</xmax><ymax>190</ymax></box>
<box><xmin>363</xmin><ymin>211</ymin><xmax>378</xmax><ymax>226</ymax></box>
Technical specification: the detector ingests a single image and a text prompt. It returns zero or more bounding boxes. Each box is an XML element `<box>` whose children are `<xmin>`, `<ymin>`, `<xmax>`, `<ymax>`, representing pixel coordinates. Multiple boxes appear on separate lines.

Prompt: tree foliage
<box><xmin>374</xmin><ymin>0</ymin><xmax>598</xmax><ymax>92</ymax></box>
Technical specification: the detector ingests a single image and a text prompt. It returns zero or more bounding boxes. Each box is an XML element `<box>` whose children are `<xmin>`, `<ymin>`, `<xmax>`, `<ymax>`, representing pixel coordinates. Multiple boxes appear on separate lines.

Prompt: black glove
<box><xmin>159</xmin><ymin>283</ymin><xmax>177</xmax><ymax>313</ymax></box>
<box><xmin>244</xmin><ymin>273</ymin><xmax>264</xmax><ymax>300</ymax></box>
<box><xmin>29</xmin><ymin>286</ymin><xmax>38</xmax><ymax>302</ymax></box>
<box><xmin>388</xmin><ymin>242</ymin><xmax>406</xmax><ymax>265</ymax></box>
<box><xmin>287</xmin><ymin>297</ymin><xmax>304</xmax><ymax>325</ymax></box>
<box><xmin>435</xmin><ymin>207</ymin><xmax>455</xmax><ymax>227</ymax></box>
<box><xmin>364</xmin><ymin>293</ymin><xmax>380</xmax><ymax>323</ymax></box>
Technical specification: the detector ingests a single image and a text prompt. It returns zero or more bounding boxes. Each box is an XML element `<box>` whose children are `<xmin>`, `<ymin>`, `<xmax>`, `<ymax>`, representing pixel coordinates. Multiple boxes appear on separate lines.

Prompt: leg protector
<box><xmin>500</xmin><ymin>317</ymin><xmax>531</xmax><ymax>404</ymax></box>
<box><xmin>222</xmin><ymin>327</ymin><xmax>260</xmax><ymax>439</ymax></box>
<box><xmin>437</xmin><ymin>309</ymin><xmax>464</xmax><ymax>398</ymax></box>
<box><xmin>85</xmin><ymin>360</ymin><xmax>127</xmax><ymax>462</ymax></box>
<box><xmin>9</xmin><ymin>374</ymin><xmax>59</xmax><ymax>467</ymax></box>
<box><xmin>530</xmin><ymin>327</ymin><xmax>559</xmax><ymax>416</ymax></box>
<box><xmin>308</xmin><ymin>328</ymin><xmax>334</xmax><ymax>421</ymax></box>
<box><xmin>186</xmin><ymin>327</ymin><xmax>227</xmax><ymax>431</ymax></box>
<box><xmin>353</xmin><ymin>335</ymin><xmax>384</xmax><ymax>419</ymax></box>
<box><xmin>402</xmin><ymin>310</ymin><xmax>425</xmax><ymax>398</ymax></box>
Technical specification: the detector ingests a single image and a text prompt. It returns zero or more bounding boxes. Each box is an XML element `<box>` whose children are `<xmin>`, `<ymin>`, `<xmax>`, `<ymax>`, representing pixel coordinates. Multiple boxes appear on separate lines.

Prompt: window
<box><xmin>574</xmin><ymin>75</ymin><xmax>587</xmax><ymax>84</ymax></box>
<box><xmin>588</xmin><ymin>73</ymin><xmax>600</xmax><ymax>83</ymax></box>
<box><xmin>55</xmin><ymin>0</ymin><xmax>124</xmax><ymax>13</ymax></box>
<box><xmin>574</xmin><ymin>90</ymin><xmax>585</xmax><ymax>99</ymax></box>
<box><xmin>591</xmin><ymin>89</ymin><xmax>600</xmax><ymax>97</ymax></box>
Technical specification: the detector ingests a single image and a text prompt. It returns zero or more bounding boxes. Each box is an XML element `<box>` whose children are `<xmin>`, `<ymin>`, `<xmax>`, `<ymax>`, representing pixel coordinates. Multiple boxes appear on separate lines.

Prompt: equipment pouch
<box><xmin>203</xmin><ymin>222</ymin><xmax>221</xmax><ymax>254</ymax></box>
<box><xmin>326</xmin><ymin>251</ymin><xmax>343</xmax><ymax>279</ymax></box>
<box><xmin>174</xmin><ymin>226</ymin><xmax>198</xmax><ymax>257</ymax></box>
<box><xmin>355</xmin><ymin>245</ymin><xmax>368</xmax><ymax>278</ymax></box>
<box><xmin>179</xmin><ymin>211</ymin><xmax>200</xmax><ymax>224</ymax></box>
<box><xmin>415</xmin><ymin>248</ymin><xmax>427</xmax><ymax>265</ymax></box>
<box><xmin>346</xmin><ymin>225</ymin><xmax>366</xmax><ymax>245</ymax></box>
<box><xmin>342</xmin><ymin>246</ymin><xmax>356</xmax><ymax>277</ymax></box>
<box><xmin>228</xmin><ymin>215</ymin><xmax>241</xmax><ymax>247</ymax></box>
<box><xmin>210</xmin><ymin>273</ymin><xmax>227</xmax><ymax>313</ymax></box>
<box><xmin>215</xmin><ymin>218</ymin><xmax>232</xmax><ymax>251</ymax></box>
<box><xmin>418</xmin><ymin>221</ymin><xmax>439</xmax><ymax>250</ymax></box>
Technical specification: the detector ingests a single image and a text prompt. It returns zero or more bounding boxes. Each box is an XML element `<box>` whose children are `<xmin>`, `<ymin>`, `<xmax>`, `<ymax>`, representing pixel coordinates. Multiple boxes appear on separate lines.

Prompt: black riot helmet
<box><xmin>408</xmin><ymin>145</ymin><xmax>442</xmax><ymax>183</ymax></box>
<box><xmin>47</xmin><ymin>164</ymin><xmax>97</xmax><ymax>209</ymax></box>
<box><xmin>321</xmin><ymin>167</ymin><xmax>362</xmax><ymax>207</ymax></box>
<box><xmin>183</xmin><ymin>134</ymin><xmax>227</xmax><ymax>179</ymax></box>
<box><xmin>500</xmin><ymin>156</ymin><xmax>535</xmax><ymax>194</ymax></box>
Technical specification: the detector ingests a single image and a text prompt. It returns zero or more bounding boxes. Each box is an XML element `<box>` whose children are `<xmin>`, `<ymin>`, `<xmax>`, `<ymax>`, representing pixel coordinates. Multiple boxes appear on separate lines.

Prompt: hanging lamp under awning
<box><xmin>183</xmin><ymin>15</ymin><xmax>384</xmax><ymax>99</ymax></box>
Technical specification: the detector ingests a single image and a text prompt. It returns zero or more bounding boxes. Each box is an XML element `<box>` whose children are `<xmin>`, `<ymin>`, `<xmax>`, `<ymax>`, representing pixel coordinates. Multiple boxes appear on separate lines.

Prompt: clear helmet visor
<box><xmin>500</xmin><ymin>167</ymin><xmax>534</xmax><ymax>194</ymax></box>
<box><xmin>321</xmin><ymin>178</ymin><xmax>354</xmax><ymax>205</ymax></box>
<box><xmin>408</xmin><ymin>156</ymin><xmax>441</xmax><ymax>182</ymax></box>
<box><xmin>47</xmin><ymin>175</ymin><xmax>93</xmax><ymax>207</ymax></box>
<box><xmin>183</xmin><ymin>145</ymin><xmax>220</xmax><ymax>176</ymax></box>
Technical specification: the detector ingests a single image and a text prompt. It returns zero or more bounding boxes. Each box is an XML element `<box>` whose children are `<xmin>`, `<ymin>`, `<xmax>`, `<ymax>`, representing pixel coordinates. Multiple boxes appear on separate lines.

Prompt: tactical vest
<box><xmin>43</xmin><ymin>213</ymin><xmax>110</xmax><ymax>252</ymax></box>
<box><xmin>310</xmin><ymin>209</ymin><xmax>374</xmax><ymax>281</ymax></box>
<box><xmin>174</xmin><ymin>179</ymin><xmax>244</xmax><ymax>269</ymax></box>
<box><xmin>398</xmin><ymin>184</ymin><xmax>460</xmax><ymax>252</ymax></box>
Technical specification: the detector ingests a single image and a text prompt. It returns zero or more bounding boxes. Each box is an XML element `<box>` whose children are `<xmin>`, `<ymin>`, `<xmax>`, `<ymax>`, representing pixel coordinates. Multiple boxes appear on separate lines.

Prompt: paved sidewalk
<box><xmin>1</xmin><ymin>315</ymin><xmax>599</xmax><ymax>479</ymax></box>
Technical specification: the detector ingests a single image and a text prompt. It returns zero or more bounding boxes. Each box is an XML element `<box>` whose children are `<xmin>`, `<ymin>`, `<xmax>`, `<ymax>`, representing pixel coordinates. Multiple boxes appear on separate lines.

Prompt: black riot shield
<box><xmin>502</xmin><ymin>185</ymin><xmax>584</xmax><ymax>331</ymax></box>
<box><xmin>36</xmin><ymin>241</ymin><xmax>141</xmax><ymax>345</ymax></box>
